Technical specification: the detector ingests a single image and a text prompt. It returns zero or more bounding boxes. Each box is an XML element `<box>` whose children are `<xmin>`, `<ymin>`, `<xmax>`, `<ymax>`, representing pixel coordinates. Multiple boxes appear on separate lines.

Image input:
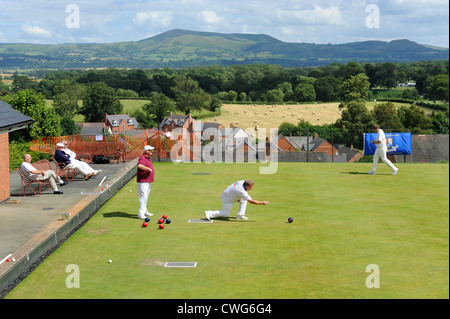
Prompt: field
<box><xmin>6</xmin><ymin>162</ymin><xmax>449</xmax><ymax>299</ymax></box>
<box><xmin>211</xmin><ymin>103</ymin><xmax>342</xmax><ymax>133</ymax></box>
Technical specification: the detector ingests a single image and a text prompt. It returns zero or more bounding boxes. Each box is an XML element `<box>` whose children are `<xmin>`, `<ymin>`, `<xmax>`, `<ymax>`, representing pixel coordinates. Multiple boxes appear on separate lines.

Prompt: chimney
<box><xmin>350</xmin><ymin>145</ymin><xmax>354</xmax><ymax>150</ymax></box>
<box><xmin>230</xmin><ymin>123</ymin><xmax>234</xmax><ymax>128</ymax></box>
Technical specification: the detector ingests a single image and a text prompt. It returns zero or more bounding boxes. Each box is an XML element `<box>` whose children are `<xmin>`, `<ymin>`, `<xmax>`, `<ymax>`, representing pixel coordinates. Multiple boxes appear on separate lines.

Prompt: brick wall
<box><xmin>0</xmin><ymin>133</ymin><xmax>10</xmax><ymax>203</ymax></box>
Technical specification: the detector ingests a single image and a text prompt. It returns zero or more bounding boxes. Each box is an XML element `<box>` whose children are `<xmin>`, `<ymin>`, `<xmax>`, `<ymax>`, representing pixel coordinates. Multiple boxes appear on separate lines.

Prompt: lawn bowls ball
<box><xmin>165</xmin><ymin>218</ymin><xmax>171</xmax><ymax>224</ymax></box>
<box><xmin>288</xmin><ymin>217</ymin><xmax>294</xmax><ymax>223</ymax></box>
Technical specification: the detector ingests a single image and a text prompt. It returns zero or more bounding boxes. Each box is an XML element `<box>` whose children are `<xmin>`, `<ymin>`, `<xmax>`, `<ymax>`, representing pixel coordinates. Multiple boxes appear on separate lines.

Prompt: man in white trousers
<box><xmin>21</xmin><ymin>154</ymin><xmax>67</xmax><ymax>194</ymax></box>
<box><xmin>61</xmin><ymin>140</ymin><xmax>102</xmax><ymax>176</ymax></box>
<box><xmin>205</xmin><ymin>179</ymin><xmax>269</xmax><ymax>220</ymax></box>
<box><xmin>55</xmin><ymin>143</ymin><xmax>95</xmax><ymax>180</ymax></box>
<box><xmin>137</xmin><ymin>145</ymin><xmax>155</xmax><ymax>220</ymax></box>
<box><xmin>368</xmin><ymin>124</ymin><xmax>399</xmax><ymax>175</ymax></box>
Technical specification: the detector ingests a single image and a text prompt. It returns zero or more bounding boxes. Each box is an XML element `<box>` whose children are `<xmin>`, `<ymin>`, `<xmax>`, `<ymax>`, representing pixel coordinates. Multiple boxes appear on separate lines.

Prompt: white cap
<box><xmin>56</xmin><ymin>143</ymin><xmax>64</xmax><ymax>148</ymax></box>
<box><xmin>144</xmin><ymin>145</ymin><xmax>155</xmax><ymax>151</ymax></box>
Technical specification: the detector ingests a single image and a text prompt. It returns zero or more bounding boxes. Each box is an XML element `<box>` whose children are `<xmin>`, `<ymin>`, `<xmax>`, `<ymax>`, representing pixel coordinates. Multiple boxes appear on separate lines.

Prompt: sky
<box><xmin>0</xmin><ymin>0</ymin><xmax>448</xmax><ymax>48</ymax></box>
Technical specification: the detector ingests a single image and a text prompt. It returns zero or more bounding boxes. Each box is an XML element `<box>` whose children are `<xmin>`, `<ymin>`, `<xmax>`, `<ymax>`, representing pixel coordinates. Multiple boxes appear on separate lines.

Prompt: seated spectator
<box><xmin>20</xmin><ymin>154</ymin><xmax>67</xmax><ymax>194</ymax></box>
<box><xmin>61</xmin><ymin>140</ymin><xmax>102</xmax><ymax>176</ymax></box>
<box><xmin>54</xmin><ymin>143</ymin><xmax>95</xmax><ymax>180</ymax></box>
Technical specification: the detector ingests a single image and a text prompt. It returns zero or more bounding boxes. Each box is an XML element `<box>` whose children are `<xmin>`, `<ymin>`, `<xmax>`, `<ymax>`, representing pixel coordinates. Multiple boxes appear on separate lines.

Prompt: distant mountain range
<box><xmin>0</xmin><ymin>29</ymin><xmax>448</xmax><ymax>69</ymax></box>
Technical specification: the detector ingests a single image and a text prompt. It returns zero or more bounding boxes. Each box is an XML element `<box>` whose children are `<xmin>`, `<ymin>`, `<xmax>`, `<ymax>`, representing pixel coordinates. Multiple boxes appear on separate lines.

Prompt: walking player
<box><xmin>205</xmin><ymin>179</ymin><xmax>269</xmax><ymax>220</ymax></box>
<box><xmin>368</xmin><ymin>124</ymin><xmax>399</xmax><ymax>175</ymax></box>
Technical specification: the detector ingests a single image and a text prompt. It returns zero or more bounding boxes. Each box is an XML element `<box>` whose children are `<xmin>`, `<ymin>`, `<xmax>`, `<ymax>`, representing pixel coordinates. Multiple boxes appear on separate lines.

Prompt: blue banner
<box><xmin>364</xmin><ymin>133</ymin><xmax>411</xmax><ymax>155</ymax></box>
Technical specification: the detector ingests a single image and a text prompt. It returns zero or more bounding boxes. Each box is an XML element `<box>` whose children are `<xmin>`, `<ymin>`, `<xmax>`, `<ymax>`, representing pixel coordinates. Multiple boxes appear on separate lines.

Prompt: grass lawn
<box><xmin>6</xmin><ymin>162</ymin><xmax>449</xmax><ymax>299</ymax></box>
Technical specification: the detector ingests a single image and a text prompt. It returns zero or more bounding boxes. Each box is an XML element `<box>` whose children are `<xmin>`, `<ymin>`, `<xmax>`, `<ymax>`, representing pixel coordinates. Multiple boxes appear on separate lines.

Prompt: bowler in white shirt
<box><xmin>205</xmin><ymin>179</ymin><xmax>269</xmax><ymax>220</ymax></box>
<box><xmin>368</xmin><ymin>124</ymin><xmax>399</xmax><ymax>175</ymax></box>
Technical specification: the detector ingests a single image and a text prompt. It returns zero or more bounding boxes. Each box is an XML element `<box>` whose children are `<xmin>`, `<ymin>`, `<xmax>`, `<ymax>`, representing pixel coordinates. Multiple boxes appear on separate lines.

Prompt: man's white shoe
<box><xmin>205</xmin><ymin>211</ymin><xmax>211</xmax><ymax>220</ymax></box>
<box><xmin>392</xmin><ymin>168</ymin><xmax>398</xmax><ymax>175</ymax></box>
<box><xmin>236</xmin><ymin>216</ymin><xmax>248</xmax><ymax>220</ymax></box>
<box><xmin>145</xmin><ymin>212</ymin><xmax>154</xmax><ymax>217</ymax></box>
<box><xmin>368</xmin><ymin>171</ymin><xmax>376</xmax><ymax>175</ymax></box>
<box><xmin>94</xmin><ymin>169</ymin><xmax>102</xmax><ymax>176</ymax></box>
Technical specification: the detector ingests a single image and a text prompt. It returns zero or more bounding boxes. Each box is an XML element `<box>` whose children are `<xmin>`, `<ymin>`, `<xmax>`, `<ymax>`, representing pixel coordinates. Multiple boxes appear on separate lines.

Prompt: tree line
<box><xmin>2</xmin><ymin>60</ymin><xmax>448</xmax><ymax>103</ymax></box>
<box><xmin>1</xmin><ymin>60</ymin><xmax>448</xmax><ymax>154</ymax></box>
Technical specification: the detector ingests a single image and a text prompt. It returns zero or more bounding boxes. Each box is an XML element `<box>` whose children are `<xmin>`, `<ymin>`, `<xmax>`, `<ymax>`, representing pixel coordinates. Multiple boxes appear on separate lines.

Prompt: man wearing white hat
<box><xmin>61</xmin><ymin>140</ymin><xmax>102</xmax><ymax>177</ymax></box>
<box><xmin>137</xmin><ymin>145</ymin><xmax>155</xmax><ymax>219</ymax></box>
<box><xmin>55</xmin><ymin>143</ymin><xmax>94</xmax><ymax>180</ymax></box>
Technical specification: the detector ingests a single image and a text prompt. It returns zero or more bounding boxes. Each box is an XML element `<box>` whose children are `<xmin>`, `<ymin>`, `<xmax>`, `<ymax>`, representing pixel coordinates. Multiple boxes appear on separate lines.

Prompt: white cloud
<box><xmin>132</xmin><ymin>11</ymin><xmax>173</xmax><ymax>28</ymax></box>
<box><xmin>273</xmin><ymin>5</ymin><xmax>345</xmax><ymax>26</ymax></box>
<box><xmin>21</xmin><ymin>24</ymin><xmax>51</xmax><ymax>38</ymax></box>
<box><xmin>200</xmin><ymin>11</ymin><xmax>223</xmax><ymax>25</ymax></box>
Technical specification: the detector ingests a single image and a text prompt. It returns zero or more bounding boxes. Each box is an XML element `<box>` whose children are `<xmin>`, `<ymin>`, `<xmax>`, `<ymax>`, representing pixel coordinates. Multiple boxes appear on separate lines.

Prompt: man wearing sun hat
<box><xmin>54</xmin><ymin>143</ymin><xmax>95</xmax><ymax>180</ymax></box>
<box><xmin>137</xmin><ymin>145</ymin><xmax>155</xmax><ymax>219</ymax></box>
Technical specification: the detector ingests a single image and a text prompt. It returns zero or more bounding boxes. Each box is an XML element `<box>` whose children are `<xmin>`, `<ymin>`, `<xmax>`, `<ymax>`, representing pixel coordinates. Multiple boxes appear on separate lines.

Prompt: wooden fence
<box><xmin>30</xmin><ymin>130</ymin><xmax>202</xmax><ymax>162</ymax></box>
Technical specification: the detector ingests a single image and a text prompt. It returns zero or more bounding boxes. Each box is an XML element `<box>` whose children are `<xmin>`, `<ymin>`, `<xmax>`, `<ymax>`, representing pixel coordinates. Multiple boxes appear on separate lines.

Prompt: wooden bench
<box><xmin>51</xmin><ymin>156</ymin><xmax>79</xmax><ymax>181</ymax></box>
<box><xmin>15</xmin><ymin>159</ymin><xmax>55</xmax><ymax>196</ymax></box>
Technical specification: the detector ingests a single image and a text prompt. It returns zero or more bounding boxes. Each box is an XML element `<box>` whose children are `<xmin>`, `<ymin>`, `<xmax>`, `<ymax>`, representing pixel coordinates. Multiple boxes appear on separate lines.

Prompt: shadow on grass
<box><xmin>103</xmin><ymin>211</ymin><xmax>138</xmax><ymax>219</ymax></box>
<box><xmin>342</xmin><ymin>172</ymin><xmax>392</xmax><ymax>175</ymax></box>
<box><xmin>343</xmin><ymin>172</ymin><xmax>368</xmax><ymax>175</ymax></box>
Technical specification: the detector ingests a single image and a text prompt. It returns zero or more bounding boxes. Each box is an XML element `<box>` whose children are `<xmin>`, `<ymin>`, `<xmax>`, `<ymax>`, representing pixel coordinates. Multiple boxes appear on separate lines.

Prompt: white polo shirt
<box><xmin>221</xmin><ymin>180</ymin><xmax>252</xmax><ymax>203</ymax></box>
<box><xmin>64</xmin><ymin>147</ymin><xmax>77</xmax><ymax>160</ymax></box>
<box><xmin>20</xmin><ymin>162</ymin><xmax>38</xmax><ymax>181</ymax></box>
<box><xmin>376</xmin><ymin>129</ymin><xmax>387</xmax><ymax>148</ymax></box>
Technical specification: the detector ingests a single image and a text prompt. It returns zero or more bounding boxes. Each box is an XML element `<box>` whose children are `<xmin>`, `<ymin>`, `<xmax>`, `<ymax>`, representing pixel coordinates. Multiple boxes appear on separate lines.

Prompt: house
<box><xmin>277</xmin><ymin>134</ymin><xmax>338</xmax><ymax>154</ymax></box>
<box><xmin>201</xmin><ymin>122</ymin><xmax>225</xmax><ymax>141</ymax></box>
<box><xmin>0</xmin><ymin>100</ymin><xmax>34</xmax><ymax>203</ymax></box>
<box><xmin>336</xmin><ymin>146</ymin><xmax>364</xmax><ymax>163</ymax></box>
<box><xmin>104</xmin><ymin>113</ymin><xmax>139</xmax><ymax>134</ymax></box>
<box><xmin>159</xmin><ymin>112</ymin><xmax>195</xmax><ymax>133</ymax></box>
<box><xmin>202</xmin><ymin>126</ymin><xmax>257</xmax><ymax>162</ymax></box>
<box><xmin>219</xmin><ymin>127</ymin><xmax>253</xmax><ymax>149</ymax></box>
<box><xmin>276</xmin><ymin>135</ymin><xmax>311</xmax><ymax>151</ymax></box>
<box><xmin>76</xmin><ymin>122</ymin><xmax>112</xmax><ymax>136</ymax></box>
<box><xmin>309</xmin><ymin>137</ymin><xmax>338</xmax><ymax>156</ymax></box>
<box><xmin>220</xmin><ymin>127</ymin><xmax>249</xmax><ymax>140</ymax></box>
<box><xmin>217</xmin><ymin>137</ymin><xmax>257</xmax><ymax>153</ymax></box>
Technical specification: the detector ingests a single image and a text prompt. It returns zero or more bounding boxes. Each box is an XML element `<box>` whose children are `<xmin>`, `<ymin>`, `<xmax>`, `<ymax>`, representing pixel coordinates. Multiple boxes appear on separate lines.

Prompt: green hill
<box><xmin>0</xmin><ymin>29</ymin><xmax>448</xmax><ymax>69</ymax></box>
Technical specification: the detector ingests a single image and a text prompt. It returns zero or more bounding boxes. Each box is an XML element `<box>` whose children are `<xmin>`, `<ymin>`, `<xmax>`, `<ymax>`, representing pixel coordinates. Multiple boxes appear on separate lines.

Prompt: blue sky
<box><xmin>0</xmin><ymin>0</ymin><xmax>448</xmax><ymax>48</ymax></box>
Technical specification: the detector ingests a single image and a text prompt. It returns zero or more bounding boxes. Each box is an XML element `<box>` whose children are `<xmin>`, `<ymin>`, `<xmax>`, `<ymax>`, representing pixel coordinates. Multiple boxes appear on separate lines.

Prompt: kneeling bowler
<box><xmin>205</xmin><ymin>179</ymin><xmax>269</xmax><ymax>220</ymax></box>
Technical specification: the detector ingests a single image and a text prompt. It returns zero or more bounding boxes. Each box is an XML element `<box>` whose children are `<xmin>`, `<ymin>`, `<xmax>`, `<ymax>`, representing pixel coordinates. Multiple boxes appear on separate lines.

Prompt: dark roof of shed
<box><xmin>0</xmin><ymin>100</ymin><xmax>34</xmax><ymax>131</ymax></box>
